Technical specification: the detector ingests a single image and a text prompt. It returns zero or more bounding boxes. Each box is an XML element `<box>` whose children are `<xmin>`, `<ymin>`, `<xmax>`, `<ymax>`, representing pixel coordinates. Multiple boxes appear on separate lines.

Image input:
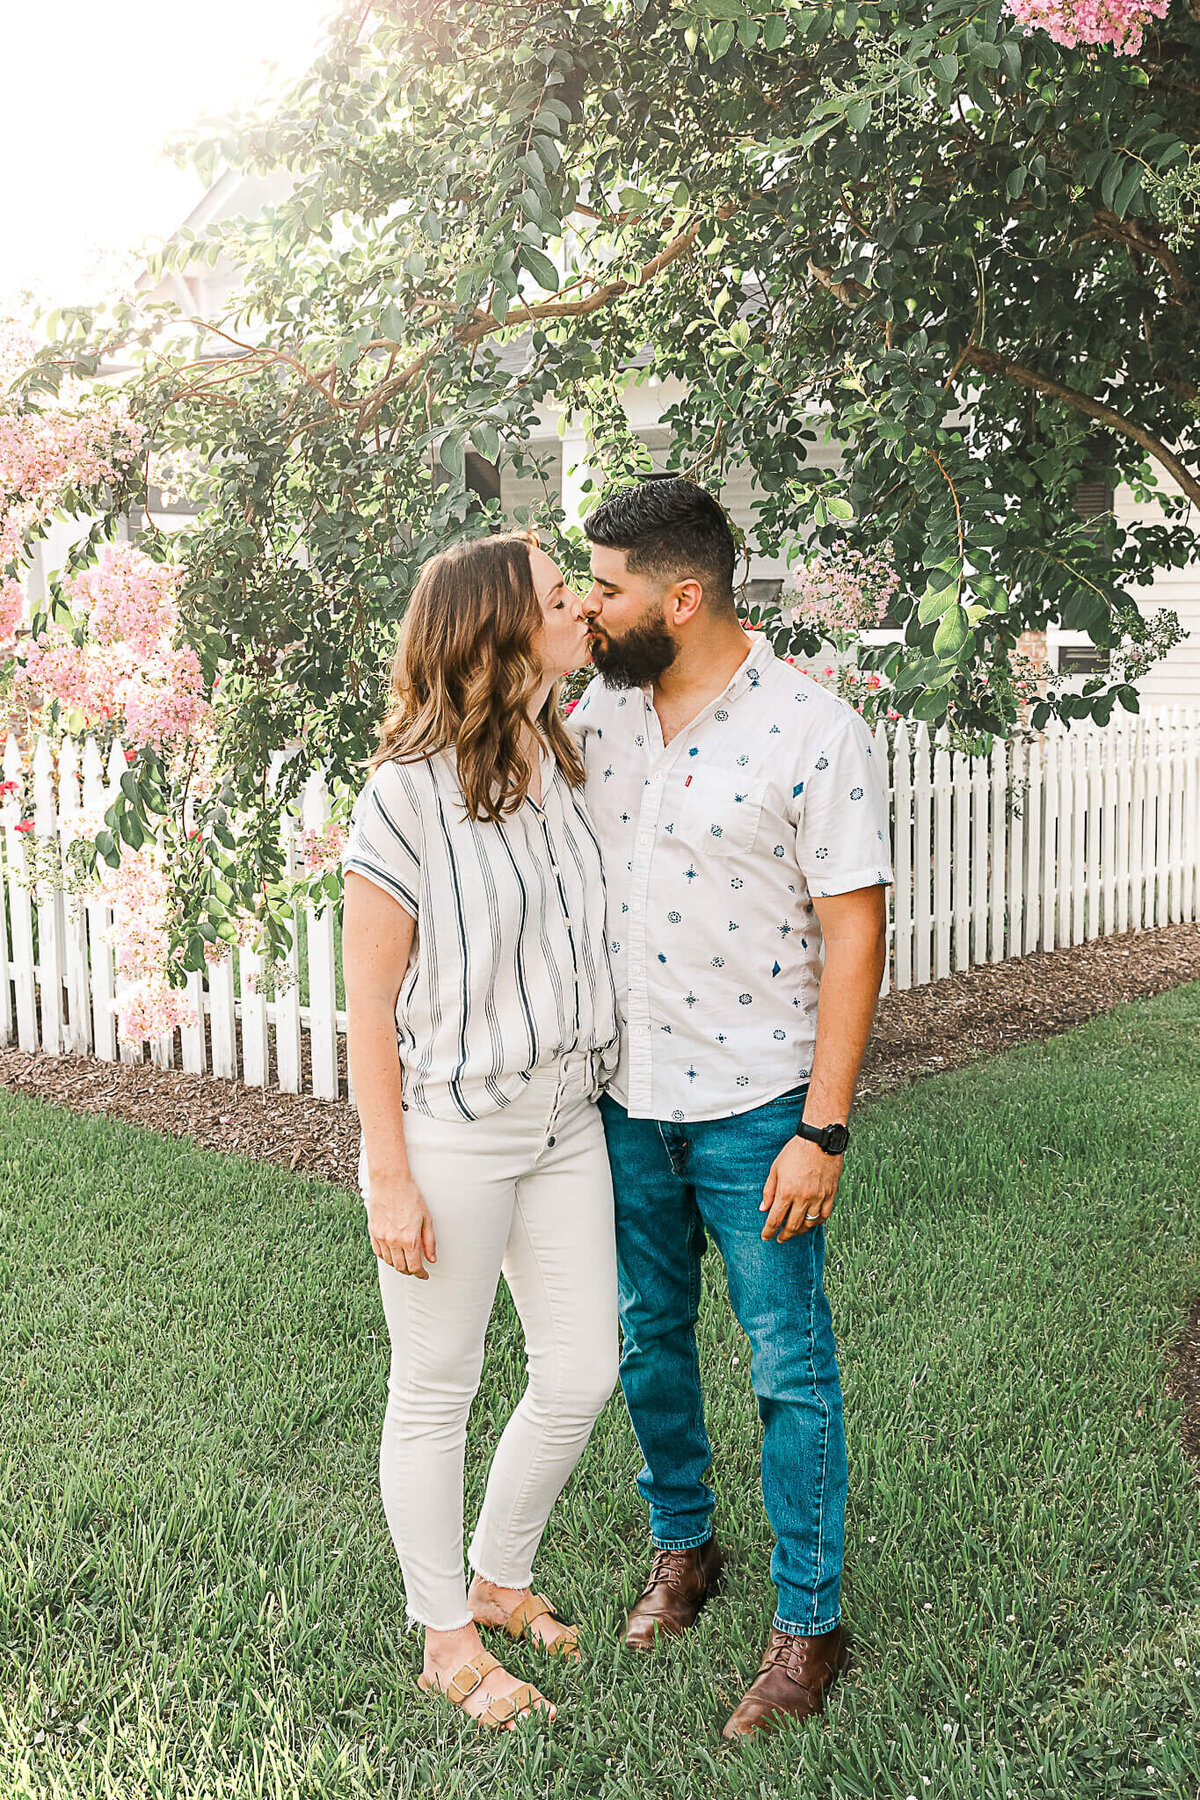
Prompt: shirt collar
<box><xmin>639</xmin><ymin>632</ymin><xmax>773</xmax><ymax>712</ymax></box>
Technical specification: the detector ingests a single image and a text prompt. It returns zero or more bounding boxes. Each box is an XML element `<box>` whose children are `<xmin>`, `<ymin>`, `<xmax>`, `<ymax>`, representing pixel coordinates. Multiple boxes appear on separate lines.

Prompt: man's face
<box><xmin>583</xmin><ymin>545</ymin><xmax>679</xmax><ymax>689</ymax></box>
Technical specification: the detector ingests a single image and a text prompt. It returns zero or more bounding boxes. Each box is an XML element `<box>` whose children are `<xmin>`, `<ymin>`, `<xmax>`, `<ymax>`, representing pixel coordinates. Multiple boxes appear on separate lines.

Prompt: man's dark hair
<box><xmin>584</xmin><ymin>477</ymin><xmax>738</xmax><ymax>612</ymax></box>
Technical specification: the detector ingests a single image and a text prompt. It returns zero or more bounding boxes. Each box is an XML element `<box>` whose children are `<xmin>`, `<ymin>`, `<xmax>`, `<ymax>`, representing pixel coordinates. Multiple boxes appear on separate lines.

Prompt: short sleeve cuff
<box><xmin>806</xmin><ymin>865</ymin><xmax>894</xmax><ymax>898</ymax></box>
<box><xmin>342</xmin><ymin>856</ymin><xmax>418</xmax><ymax>919</ymax></box>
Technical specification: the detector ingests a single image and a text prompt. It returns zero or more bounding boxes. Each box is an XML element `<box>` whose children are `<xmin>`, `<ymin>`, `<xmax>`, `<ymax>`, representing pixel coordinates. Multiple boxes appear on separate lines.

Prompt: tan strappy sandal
<box><xmin>499</xmin><ymin>1592</ymin><xmax>580</xmax><ymax>1661</ymax></box>
<box><xmin>416</xmin><ymin>1650</ymin><xmax>546</xmax><ymax>1730</ymax></box>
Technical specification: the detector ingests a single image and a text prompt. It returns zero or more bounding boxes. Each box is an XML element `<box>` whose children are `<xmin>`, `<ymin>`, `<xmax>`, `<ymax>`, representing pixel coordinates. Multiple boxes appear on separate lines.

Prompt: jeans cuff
<box><xmin>467</xmin><ymin>1559</ymin><xmax>535</xmax><ymax>1591</ymax></box>
<box><xmin>773</xmin><ymin>1610</ymin><xmax>841</xmax><ymax>1637</ymax></box>
<box><xmin>650</xmin><ymin>1527</ymin><xmax>713</xmax><ymax>1552</ymax></box>
<box><xmin>407</xmin><ymin>1607</ymin><xmax>474</xmax><ymax>1633</ymax></box>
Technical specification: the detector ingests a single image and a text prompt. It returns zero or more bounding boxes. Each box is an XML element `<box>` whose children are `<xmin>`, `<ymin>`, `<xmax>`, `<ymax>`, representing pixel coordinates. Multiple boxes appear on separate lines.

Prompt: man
<box><xmin>570</xmin><ymin>478</ymin><xmax>891</xmax><ymax>1740</ymax></box>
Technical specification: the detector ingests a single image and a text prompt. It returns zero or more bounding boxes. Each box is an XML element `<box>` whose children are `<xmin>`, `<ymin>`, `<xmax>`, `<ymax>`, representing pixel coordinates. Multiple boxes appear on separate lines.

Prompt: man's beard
<box><xmin>589</xmin><ymin>607</ymin><xmax>678</xmax><ymax>689</ymax></box>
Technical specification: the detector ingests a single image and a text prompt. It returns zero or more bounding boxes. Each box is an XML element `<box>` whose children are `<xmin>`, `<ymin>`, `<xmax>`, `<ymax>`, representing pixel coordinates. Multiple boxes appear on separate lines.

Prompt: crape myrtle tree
<box><xmin>4</xmin><ymin>0</ymin><xmax>1199</xmax><ymax>990</ymax></box>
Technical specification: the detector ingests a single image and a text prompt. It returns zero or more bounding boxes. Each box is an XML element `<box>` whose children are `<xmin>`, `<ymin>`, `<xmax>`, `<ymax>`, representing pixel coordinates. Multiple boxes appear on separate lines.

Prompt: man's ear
<box><xmin>667</xmin><ymin>578</ymin><xmax>705</xmax><ymax>625</ymax></box>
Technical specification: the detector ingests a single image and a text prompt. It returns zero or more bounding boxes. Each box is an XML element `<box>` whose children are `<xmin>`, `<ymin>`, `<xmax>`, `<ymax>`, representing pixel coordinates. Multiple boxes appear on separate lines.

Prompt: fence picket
<box><xmin>933</xmin><ymin>734</ymin><xmax>952</xmax><ymax>979</ymax></box>
<box><xmin>912</xmin><ymin>725</ymin><xmax>932</xmax><ymax>987</ymax></box>
<box><xmin>302</xmin><ymin>769</ymin><xmax>340</xmax><ymax>1101</ymax></box>
<box><xmin>239</xmin><ymin>938</ymin><xmax>269</xmax><ymax>1088</ymax></box>
<box><xmin>273</xmin><ymin>822</ymin><xmax>303</xmax><ymax>1093</ymax></box>
<box><xmin>208</xmin><ymin>952</ymin><xmax>237</xmax><ymax>1080</ymax></box>
<box><xmin>56</xmin><ymin>737</ymin><xmax>92</xmax><ymax>1055</ymax></box>
<box><xmin>3</xmin><ymin>736</ymin><xmax>37</xmax><ymax>1049</ymax></box>
<box><xmin>1006</xmin><ymin>737</ymin><xmax>1025</xmax><ymax>960</ymax></box>
<box><xmin>989</xmin><ymin>738</ymin><xmax>1007</xmax><ymax>961</ymax></box>
<box><xmin>951</xmin><ymin>746</ymin><xmax>971</xmax><ymax>969</ymax></box>
<box><xmin>1022</xmin><ymin>735</ymin><xmax>1041</xmax><ymax>955</ymax></box>
<box><xmin>1168</xmin><ymin>706</ymin><xmax>1185</xmax><ymax>924</ymax></box>
<box><xmin>0</xmin><ymin>749</ymin><xmax>11</xmax><ymax>1046</ymax></box>
<box><xmin>1041</xmin><ymin>729</ymin><xmax>1060</xmax><ymax>949</ymax></box>
<box><xmin>972</xmin><ymin>742</ymin><xmax>990</xmax><ymax>961</ymax></box>
<box><xmin>32</xmin><ymin>737</ymin><xmax>65</xmax><ymax>1056</ymax></box>
<box><xmin>1187</xmin><ymin>705</ymin><xmax>1194</xmax><ymax>921</ymax></box>
<box><xmin>892</xmin><ymin>724</ymin><xmax>913</xmax><ymax>990</ymax></box>
<box><xmin>104</xmin><ymin>739</ymin><xmax>142</xmax><ymax>1065</ymax></box>
<box><xmin>81</xmin><ymin>737</ymin><xmax>117</xmax><ymax>1061</ymax></box>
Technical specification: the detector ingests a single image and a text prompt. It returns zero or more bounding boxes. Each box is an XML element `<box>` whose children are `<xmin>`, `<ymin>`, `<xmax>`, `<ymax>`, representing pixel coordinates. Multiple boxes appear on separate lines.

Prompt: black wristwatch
<box><xmin>796</xmin><ymin>1118</ymin><xmax>850</xmax><ymax>1157</ymax></box>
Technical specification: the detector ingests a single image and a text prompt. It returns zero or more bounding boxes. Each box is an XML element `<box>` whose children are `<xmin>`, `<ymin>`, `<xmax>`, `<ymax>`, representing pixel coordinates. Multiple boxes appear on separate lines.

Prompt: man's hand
<box><xmin>760</xmin><ymin>1135</ymin><xmax>844</xmax><ymax>1242</ymax></box>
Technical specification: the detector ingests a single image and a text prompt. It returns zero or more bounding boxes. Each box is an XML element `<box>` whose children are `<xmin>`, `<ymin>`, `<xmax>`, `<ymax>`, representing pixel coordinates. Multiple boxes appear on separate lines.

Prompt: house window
<box><xmin>1057</xmin><ymin>644</ymin><xmax>1111</xmax><ymax>676</ymax></box>
<box><xmin>741</xmin><ymin>578</ymin><xmax>783</xmax><ymax>608</ymax></box>
<box><xmin>1074</xmin><ymin>460</ymin><xmax>1114</xmax><ymax>543</ymax></box>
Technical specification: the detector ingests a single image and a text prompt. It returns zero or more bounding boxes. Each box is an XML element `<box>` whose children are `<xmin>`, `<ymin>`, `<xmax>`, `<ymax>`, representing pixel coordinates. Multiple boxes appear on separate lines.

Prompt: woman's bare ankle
<box><xmin>423</xmin><ymin>1620</ymin><xmax>484</xmax><ymax>1677</ymax></box>
<box><xmin>468</xmin><ymin>1575</ymin><xmax>529</xmax><ymax>1622</ymax></box>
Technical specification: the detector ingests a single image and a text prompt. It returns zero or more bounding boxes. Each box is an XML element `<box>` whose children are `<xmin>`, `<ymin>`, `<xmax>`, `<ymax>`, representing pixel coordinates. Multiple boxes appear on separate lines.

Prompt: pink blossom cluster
<box><xmin>70</xmin><ymin>545</ymin><xmax>182</xmax><ymax>658</ymax></box>
<box><xmin>0</xmin><ymin>409</ymin><xmax>145</xmax><ymax>575</ymax></box>
<box><xmin>14</xmin><ymin>543</ymin><xmax>210</xmax><ymax>752</ymax></box>
<box><xmin>784</xmin><ymin>545</ymin><xmax>900</xmax><ymax>644</ymax></box>
<box><xmin>0</xmin><ymin>321</ymin><xmax>145</xmax><ymax>578</ymax></box>
<box><xmin>92</xmin><ymin>840</ymin><xmax>199</xmax><ymax>1045</ymax></box>
<box><xmin>0</xmin><ymin>578</ymin><xmax>22</xmax><ymax>652</ymax></box>
<box><xmin>1005</xmin><ymin>0</ymin><xmax>1168</xmax><ymax>53</ymax></box>
<box><xmin>297</xmin><ymin>819</ymin><xmax>348</xmax><ymax>874</ymax></box>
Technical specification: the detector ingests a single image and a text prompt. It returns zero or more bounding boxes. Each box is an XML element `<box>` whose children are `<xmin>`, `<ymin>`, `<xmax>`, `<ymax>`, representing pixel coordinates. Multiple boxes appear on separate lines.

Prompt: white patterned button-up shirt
<box><xmin>570</xmin><ymin>636</ymin><xmax>892</xmax><ymax>1122</ymax></box>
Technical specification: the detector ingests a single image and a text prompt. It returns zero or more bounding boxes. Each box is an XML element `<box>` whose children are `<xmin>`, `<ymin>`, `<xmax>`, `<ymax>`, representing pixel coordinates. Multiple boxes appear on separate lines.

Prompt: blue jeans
<box><xmin>600</xmin><ymin>1086</ymin><xmax>846</xmax><ymax>1635</ymax></box>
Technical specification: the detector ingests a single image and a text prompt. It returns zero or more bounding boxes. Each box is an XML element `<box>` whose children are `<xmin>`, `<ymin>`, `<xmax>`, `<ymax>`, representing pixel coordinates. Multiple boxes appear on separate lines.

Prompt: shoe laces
<box><xmin>647</xmin><ymin>1546</ymin><xmax>695</xmax><ymax>1595</ymax></box>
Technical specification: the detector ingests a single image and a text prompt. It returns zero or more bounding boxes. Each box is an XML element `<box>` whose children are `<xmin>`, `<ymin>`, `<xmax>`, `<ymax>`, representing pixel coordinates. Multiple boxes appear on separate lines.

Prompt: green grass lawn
<box><xmin>2</xmin><ymin>987</ymin><xmax>1198</xmax><ymax>1800</ymax></box>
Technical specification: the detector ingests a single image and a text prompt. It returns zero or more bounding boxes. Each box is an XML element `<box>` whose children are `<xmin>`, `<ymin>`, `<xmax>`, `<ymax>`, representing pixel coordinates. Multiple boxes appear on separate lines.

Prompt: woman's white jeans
<box><xmin>359</xmin><ymin>1052</ymin><xmax>619</xmax><ymax>1632</ymax></box>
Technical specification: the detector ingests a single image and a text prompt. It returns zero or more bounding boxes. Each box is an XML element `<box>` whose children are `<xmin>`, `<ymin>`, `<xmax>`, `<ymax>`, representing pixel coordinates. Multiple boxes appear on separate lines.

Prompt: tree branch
<box><xmin>963</xmin><ymin>347</ymin><xmax>1200</xmax><ymax>511</ymax></box>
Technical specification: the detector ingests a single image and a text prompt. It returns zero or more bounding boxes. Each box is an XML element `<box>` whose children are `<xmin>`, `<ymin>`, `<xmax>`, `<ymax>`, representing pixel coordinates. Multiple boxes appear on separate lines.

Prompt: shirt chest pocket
<box><xmin>678</xmin><ymin>766</ymin><xmax>766</xmax><ymax>855</ymax></box>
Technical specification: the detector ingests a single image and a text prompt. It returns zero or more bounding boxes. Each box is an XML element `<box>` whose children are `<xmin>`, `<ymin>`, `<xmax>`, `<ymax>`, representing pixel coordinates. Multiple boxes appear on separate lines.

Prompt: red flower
<box><xmin>0</xmin><ymin>780</ymin><xmax>17</xmax><ymax>797</ymax></box>
<box><xmin>125</xmin><ymin>748</ymin><xmax>138</xmax><ymax>762</ymax></box>
<box><xmin>15</xmin><ymin>818</ymin><xmax>33</xmax><ymax>833</ymax></box>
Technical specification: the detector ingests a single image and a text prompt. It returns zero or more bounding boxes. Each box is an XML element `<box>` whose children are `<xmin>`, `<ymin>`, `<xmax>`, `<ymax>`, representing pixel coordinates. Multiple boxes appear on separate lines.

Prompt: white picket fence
<box><xmin>1</xmin><ymin>710</ymin><xmax>1198</xmax><ymax>1104</ymax></box>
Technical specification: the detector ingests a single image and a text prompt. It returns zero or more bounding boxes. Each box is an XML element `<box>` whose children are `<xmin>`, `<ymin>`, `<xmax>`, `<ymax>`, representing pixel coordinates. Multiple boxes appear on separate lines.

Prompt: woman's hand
<box><xmin>368</xmin><ymin>1173</ymin><xmax>438</xmax><ymax>1278</ymax></box>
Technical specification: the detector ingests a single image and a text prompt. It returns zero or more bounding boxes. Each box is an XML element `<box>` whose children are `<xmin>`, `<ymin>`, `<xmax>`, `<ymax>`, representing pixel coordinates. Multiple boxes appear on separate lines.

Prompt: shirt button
<box><xmin>547</xmin><ymin>1135</ymin><xmax>557</xmax><ymax>1148</ymax></box>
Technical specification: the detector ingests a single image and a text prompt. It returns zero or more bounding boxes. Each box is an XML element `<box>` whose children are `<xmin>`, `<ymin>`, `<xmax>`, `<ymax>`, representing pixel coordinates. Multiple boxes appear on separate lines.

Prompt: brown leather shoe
<box><xmin>621</xmin><ymin>1536</ymin><xmax>724</xmax><ymax>1649</ymax></box>
<box><xmin>721</xmin><ymin>1624</ymin><xmax>849</xmax><ymax>1739</ymax></box>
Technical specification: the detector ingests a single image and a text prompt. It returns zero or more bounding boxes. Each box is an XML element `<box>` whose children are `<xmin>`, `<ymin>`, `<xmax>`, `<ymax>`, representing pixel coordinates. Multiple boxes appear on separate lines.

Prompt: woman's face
<box><xmin>528</xmin><ymin>544</ymin><xmax>590</xmax><ymax>680</ymax></box>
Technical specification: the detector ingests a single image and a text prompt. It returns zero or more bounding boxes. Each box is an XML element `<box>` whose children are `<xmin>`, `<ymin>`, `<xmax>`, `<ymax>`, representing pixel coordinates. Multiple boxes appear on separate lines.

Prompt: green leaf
<box><xmin>912</xmin><ymin>688</ymin><xmax>948</xmax><ymax>722</ymax></box>
<box><xmin>440</xmin><ymin>436</ymin><xmax>465</xmax><ymax>481</ymax></box>
<box><xmin>933</xmin><ymin>604</ymin><xmax>969</xmax><ymax>658</ymax></box>
<box><xmin>473</xmin><ymin>423</ymin><xmax>501</xmax><ymax>464</ymax></box>
<box><xmin>825</xmin><ymin>495</ymin><xmax>854</xmax><ymax>521</ymax></box>
<box><xmin>918</xmin><ymin>585</ymin><xmax>956</xmax><ymax>624</ymax></box>
<box><xmin>1113</xmin><ymin>163</ymin><xmax>1143</xmax><ymax>220</ymax></box>
<box><xmin>519</xmin><ymin>244</ymin><xmax>560</xmax><ymax>291</ymax></box>
<box><xmin>763</xmin><ymin>12</ymin><xmax>788</xmax><ymax>51</ymax></box>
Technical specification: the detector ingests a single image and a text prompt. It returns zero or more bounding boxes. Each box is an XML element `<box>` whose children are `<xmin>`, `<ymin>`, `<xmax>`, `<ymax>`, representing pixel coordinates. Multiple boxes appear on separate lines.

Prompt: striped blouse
<box><xmin>342</xmin><ymin>749</ymin><xmax>619</xmax><ymax>1122</ymax></box>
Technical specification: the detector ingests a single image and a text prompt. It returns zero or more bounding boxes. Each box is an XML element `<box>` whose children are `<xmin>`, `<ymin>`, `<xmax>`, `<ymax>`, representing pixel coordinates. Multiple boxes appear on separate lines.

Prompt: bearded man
<box><xmin>569</xmin><ymin>477</ymin><xmax>891</xmax><ymax>1740</ymax></box>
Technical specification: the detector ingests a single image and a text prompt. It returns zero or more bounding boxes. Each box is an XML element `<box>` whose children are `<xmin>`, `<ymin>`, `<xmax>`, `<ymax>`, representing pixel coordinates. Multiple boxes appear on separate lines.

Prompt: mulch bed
<box><xmin>1</xmin><ymin>921</ymin><xmax>1196</xmax><ymax>1192</ymax></box>
<box><xmin>3</xmin><ymin>919</ymin><xmax>1199</xmax><ymax>1472</ymax></box>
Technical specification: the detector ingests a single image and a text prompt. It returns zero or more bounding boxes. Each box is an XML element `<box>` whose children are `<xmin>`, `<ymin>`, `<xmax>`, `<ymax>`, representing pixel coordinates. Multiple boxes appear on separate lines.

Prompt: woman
<box><xmin>341</xmin><ymin>533</ymin><xmax>620</xmax><ymax>1731</ymax></box>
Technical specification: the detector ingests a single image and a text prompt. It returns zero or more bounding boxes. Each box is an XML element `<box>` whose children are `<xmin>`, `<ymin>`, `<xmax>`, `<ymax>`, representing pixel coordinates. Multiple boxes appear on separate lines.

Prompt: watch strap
<box><xmin>796</xmin><ymin>1118</ymin><xmax>850</xmax><ymax>1156</ymax></box>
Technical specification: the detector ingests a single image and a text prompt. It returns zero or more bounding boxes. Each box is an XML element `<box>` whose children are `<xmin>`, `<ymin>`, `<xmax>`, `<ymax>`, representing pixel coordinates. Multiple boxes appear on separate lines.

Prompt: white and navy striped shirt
<box><xmin>342</xmin><ymin>749</ymin><xmax>619</xmax><ymax>1122</ymax></box>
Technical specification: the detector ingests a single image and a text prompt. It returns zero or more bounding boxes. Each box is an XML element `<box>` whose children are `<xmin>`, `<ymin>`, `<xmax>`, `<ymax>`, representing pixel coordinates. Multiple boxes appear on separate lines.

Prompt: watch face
<box><xmin>825</xmin><ymin>1123</ymin><xmax>850</xmax><ymax>1155</ymax></box>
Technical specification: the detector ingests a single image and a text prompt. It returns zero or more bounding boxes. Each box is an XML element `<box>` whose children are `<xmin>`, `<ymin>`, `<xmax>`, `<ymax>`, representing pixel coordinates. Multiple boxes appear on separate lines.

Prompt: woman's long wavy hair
<box><xmin>370</xmin><ymin>533</ymin><xmax>585</xmax><ymax>821</ymax></box>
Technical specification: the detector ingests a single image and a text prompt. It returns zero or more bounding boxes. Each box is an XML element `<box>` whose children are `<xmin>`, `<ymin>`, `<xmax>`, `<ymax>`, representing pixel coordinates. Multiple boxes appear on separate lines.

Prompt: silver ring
<box><xmin>805</xmin><ymin>1211</ymin><xmax>821</xmax><ymax>1220</ymax></box>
